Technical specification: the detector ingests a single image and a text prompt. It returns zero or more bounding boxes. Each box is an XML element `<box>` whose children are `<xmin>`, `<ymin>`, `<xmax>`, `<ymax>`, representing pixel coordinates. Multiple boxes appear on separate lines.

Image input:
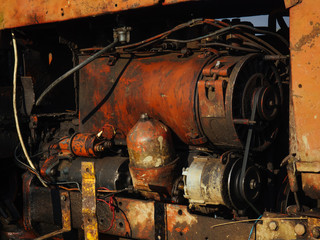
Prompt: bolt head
<box><xmin>61</xmin><ymin>195</ymin><xmax>66</xmax><ymax>201</ymax></box>
<box><xmin>294</xmin><ymin>223</ymin><xmax>306</xmax><ymax>236</ymax></box>
<box><xmin>268</xmin><ymin>221</ymin><xmax>278</xmax><ymax>231</ymax></box>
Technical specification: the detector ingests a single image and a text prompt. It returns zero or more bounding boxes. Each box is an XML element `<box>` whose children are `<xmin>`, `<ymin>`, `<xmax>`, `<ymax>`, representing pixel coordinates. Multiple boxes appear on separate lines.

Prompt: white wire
<box><xmin>11</xmin><ymin>31</ymin><xmax>48</xmax><ymax>187</ymax></box>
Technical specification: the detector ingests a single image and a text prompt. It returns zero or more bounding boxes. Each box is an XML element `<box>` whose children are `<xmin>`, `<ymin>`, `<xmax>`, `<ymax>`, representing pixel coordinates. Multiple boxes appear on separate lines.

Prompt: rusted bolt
<box><xmin>294</xmin><ymin>223</ymin><xmax>306</xmax><ymax>236</ymax></box>
<box><xmin>60</xmin><ymin>195</ymin><xmax>66</xmax><ymax>201</ymax></box>
<box><xmin>312</xmin><ymin>227</ymin><xmax>320</xmax><ymax>238</ymax></box>
<box><xmin>268</xmin><ymin>221</ymin><xmax>278</xmax><ymax>231</ymax></box>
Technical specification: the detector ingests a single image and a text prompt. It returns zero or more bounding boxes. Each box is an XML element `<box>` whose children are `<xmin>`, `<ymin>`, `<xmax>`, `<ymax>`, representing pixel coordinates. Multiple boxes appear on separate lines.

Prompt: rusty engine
<box><xmin>1</xmin><ymin>1</ymin><xmax>319</xmax><ymax>239</ymax></box>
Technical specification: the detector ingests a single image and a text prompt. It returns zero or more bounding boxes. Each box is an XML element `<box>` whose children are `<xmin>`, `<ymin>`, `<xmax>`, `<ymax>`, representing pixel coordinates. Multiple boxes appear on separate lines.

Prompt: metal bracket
<box><xmin>34</xmin><ymin>191</ymin><xmax>71</xmax><ymax>240</ymax></box>
<box><xmin>81</xmin><ymin>161</ymin><xmax>99</xmax><ymax>240</ymax></box>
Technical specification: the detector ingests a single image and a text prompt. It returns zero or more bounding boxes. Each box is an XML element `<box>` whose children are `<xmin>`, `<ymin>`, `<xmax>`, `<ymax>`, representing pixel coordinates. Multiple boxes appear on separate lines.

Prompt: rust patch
<box><xmin>129</xmin><ymin>158</ymin><xmax>178</xmax><ymax>200</ymax></box>
<box><xmin>293</xmin><ymin>23</ymin><xmax>320</xmax><ymax>51</ymax></box>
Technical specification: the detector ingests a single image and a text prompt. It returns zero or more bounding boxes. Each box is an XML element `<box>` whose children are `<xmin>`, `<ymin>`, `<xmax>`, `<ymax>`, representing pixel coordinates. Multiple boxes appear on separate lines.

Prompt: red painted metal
<box><xmin>127</xmin><ymin>114</ymin><xmax>175</xmax><ymax>168</ymax></box>
<box><xmin>129</xmin><ymin>159</ymin><xmax>178</xmax><ymax>200</ymax></box>
<box><xmin>127</xmin><ymin>114</ymin><xmax>177</xmax><ymax>200</ymax></box>
<box><xmin>57</xmin><ymin>133</ymin><xmax>102</xmax><ymax>157</ymax></box>
<box><xmin>40</xmin><ymin>155</ymin><xmax>58</xmax><ymax>182</ymax></box>
<box><xmin>79</xmin><ymin>53</ymin><xmax>211</xmax><ymax>145</ymax></box>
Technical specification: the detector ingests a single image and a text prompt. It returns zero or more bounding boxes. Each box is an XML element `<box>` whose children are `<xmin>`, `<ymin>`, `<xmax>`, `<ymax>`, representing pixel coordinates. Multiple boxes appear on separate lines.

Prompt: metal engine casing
<box><xmin>79</xmin><ymin>52</ymin><xmax>281</xmax><ymax>151</ymax></box>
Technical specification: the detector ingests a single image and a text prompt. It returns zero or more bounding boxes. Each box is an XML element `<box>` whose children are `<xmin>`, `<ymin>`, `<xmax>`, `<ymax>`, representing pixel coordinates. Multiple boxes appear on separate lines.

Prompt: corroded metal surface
<box><xmin>127</xmin><ymin>114</ymin><xmax>177</xmax><ymax>200</ymax></box>
<box><xmin>58</xmin><ymin>133</ymin><xmax>99</xmax><ymax>157</ymax></box>
<box><xmin>290</xmin><ymin>0</ymin><xmax>320</xmax><ymax>199</ymax></box>
<box><xmin>301</xmin><ymin>173</ymin><xmax>320</xmax><ymax>199</ymax></box>
<box><xmin>256</xmin><ymin>212</ymin><xmax>308</xmax><ymax>240</ymax></box>
<box><xmin>26</xmin><ymin>185</ymin><xmax>258</xmax><ymax>240</ymax></box>
<box><xmin>79</xmin><ymin>52</ymin><xmax>280</xmax><ymax>151</ymax></box>
<box><xmin>166</xmin><ymin>203</ymin><xmax>255</xmax><ymax>239</ymax></box>
<box><xmin>127</xmin><ymin>114</ymin><xmax>175</xmax><ymax>168</ymax></box>
<box><xmin>79</xmin><ymin>53</ymin><xmax>209</xmax><ymax>145</ymax></box>
<box><xmin>0</xmin><ymin>0</ymin><xmax>193</xmax><ymax>30</ymax></box>
<box><xmin>129</xmin><ymin>158</ymin><xmax>178</xmax><ymax>200</ymax></box>
<box><xmin>81</xmin><ymin>161</ymin><xmax>98</xmax><ymax>240</ymax></box>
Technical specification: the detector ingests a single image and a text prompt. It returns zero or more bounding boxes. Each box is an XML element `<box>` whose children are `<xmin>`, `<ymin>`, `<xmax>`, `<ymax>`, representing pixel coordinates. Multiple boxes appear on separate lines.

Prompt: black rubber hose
<box><xmin>36</xmin><ymin>40</ymin><xmax>119</xmax><ymax>106</ymax></box>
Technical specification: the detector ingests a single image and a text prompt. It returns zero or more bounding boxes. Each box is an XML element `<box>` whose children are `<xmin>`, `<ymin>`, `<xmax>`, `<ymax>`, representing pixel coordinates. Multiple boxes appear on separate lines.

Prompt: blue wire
<box><xmin>248</xmin><ymin>215</ymin><xmax>263</xmax><ymax>240</ymax></box>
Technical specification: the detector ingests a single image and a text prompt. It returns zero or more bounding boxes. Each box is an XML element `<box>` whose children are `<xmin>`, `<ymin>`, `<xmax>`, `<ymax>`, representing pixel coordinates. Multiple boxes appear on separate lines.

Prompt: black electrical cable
<box><xmin>35</xmin><ymin>19</ymin><xmax>287</xmax><ymax>106</ymax></box>
<box><xmin>165</xmin><ymin>24</ymin><xmax>288</xmax><ymax>47</ymax></box>
<box><xmin>116</xmin><ymin>18</ymin><xmax>205</xmax><ymax>50</ymax></box>
<box><xmin>165</xmin><ymin>25</ymin><xmax>234</xmax><ymax>43</ymax></box>
<box><xmin>198</xmin><ymin>42</ymin><xmax>260</xmax><ymax>53</ymax></box>
<box><xmin>36</xmin><ymin>40</ymin><xmax>119</xmax><ymax>106</ymax></box>
<box><xmin>233</xmin><ymin>24</ymin><xmax>289</xmax><ymax>47</ymax></box>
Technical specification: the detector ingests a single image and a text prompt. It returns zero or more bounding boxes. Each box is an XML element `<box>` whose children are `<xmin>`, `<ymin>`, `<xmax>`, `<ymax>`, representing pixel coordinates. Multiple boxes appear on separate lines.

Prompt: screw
<box><xmin>294</xmin><ymin>223</ymin><xmax>306</xmax><ymax>236</ymax></box>
<box><xmin>268</xmin><ymin>221</ymin><xmax>278</xmax><ymax>231</ymax></box>
<box><xmin>61</xmin><ymin>195</ymin><xmax>66</xmax><ymax>201</ymax></box>
<box><xmin>313</xmin><ymin>227</ymin><xmax>320</xmax><ymax>238</ymax></box>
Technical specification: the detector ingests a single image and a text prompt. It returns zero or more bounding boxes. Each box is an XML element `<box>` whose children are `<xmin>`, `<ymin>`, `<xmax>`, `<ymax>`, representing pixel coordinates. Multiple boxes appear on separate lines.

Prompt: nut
<box><xmin>268</xmin><ymin>221</ymin><xmax>278</xmax><ymax>231</ymax></box>
<box><xmin>294</xmin><ymin>223</ymin><xmax>306</xmax><ymax>236</ymax></box>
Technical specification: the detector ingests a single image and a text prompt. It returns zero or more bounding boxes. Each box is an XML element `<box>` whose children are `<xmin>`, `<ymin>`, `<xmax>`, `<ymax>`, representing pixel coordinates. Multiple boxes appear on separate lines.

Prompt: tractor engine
<box><xmin>3</xmin><ymin>18</ymin><xmax>292</xmax><ymax>239</ymax></box>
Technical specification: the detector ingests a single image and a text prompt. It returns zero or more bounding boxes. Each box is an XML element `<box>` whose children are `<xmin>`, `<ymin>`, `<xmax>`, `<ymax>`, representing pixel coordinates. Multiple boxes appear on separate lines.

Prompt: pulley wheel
<box><xmin>227</xmin><ymin>158</ymin><xmax>261</xmax><ymax>210</ymax></box>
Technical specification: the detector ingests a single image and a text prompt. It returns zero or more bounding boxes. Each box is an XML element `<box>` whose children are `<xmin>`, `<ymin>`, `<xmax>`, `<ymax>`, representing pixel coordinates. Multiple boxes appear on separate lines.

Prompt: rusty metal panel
<box><xmin>0</xmin><ymin>0</ymin><xmax>194</xmax><ymax>30</ymax></box>
<box><xmin>290</xmin><ymin>1</ymin><xmax>320</xmax><ymax>166</ymax></box>
<box><xmin>166</xmin><ymin>204</ymin><xmax>255</xmax><ymax>239</ymax></box>
<box><xmin>79</xmin><ymin>53</ymin><xmax>209</xmax><ymax>145</ymax></box>
<box><xmin>256</xmin><ymin>213</ymin><xmax>308</xmax><ymax>240</ymax></box>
